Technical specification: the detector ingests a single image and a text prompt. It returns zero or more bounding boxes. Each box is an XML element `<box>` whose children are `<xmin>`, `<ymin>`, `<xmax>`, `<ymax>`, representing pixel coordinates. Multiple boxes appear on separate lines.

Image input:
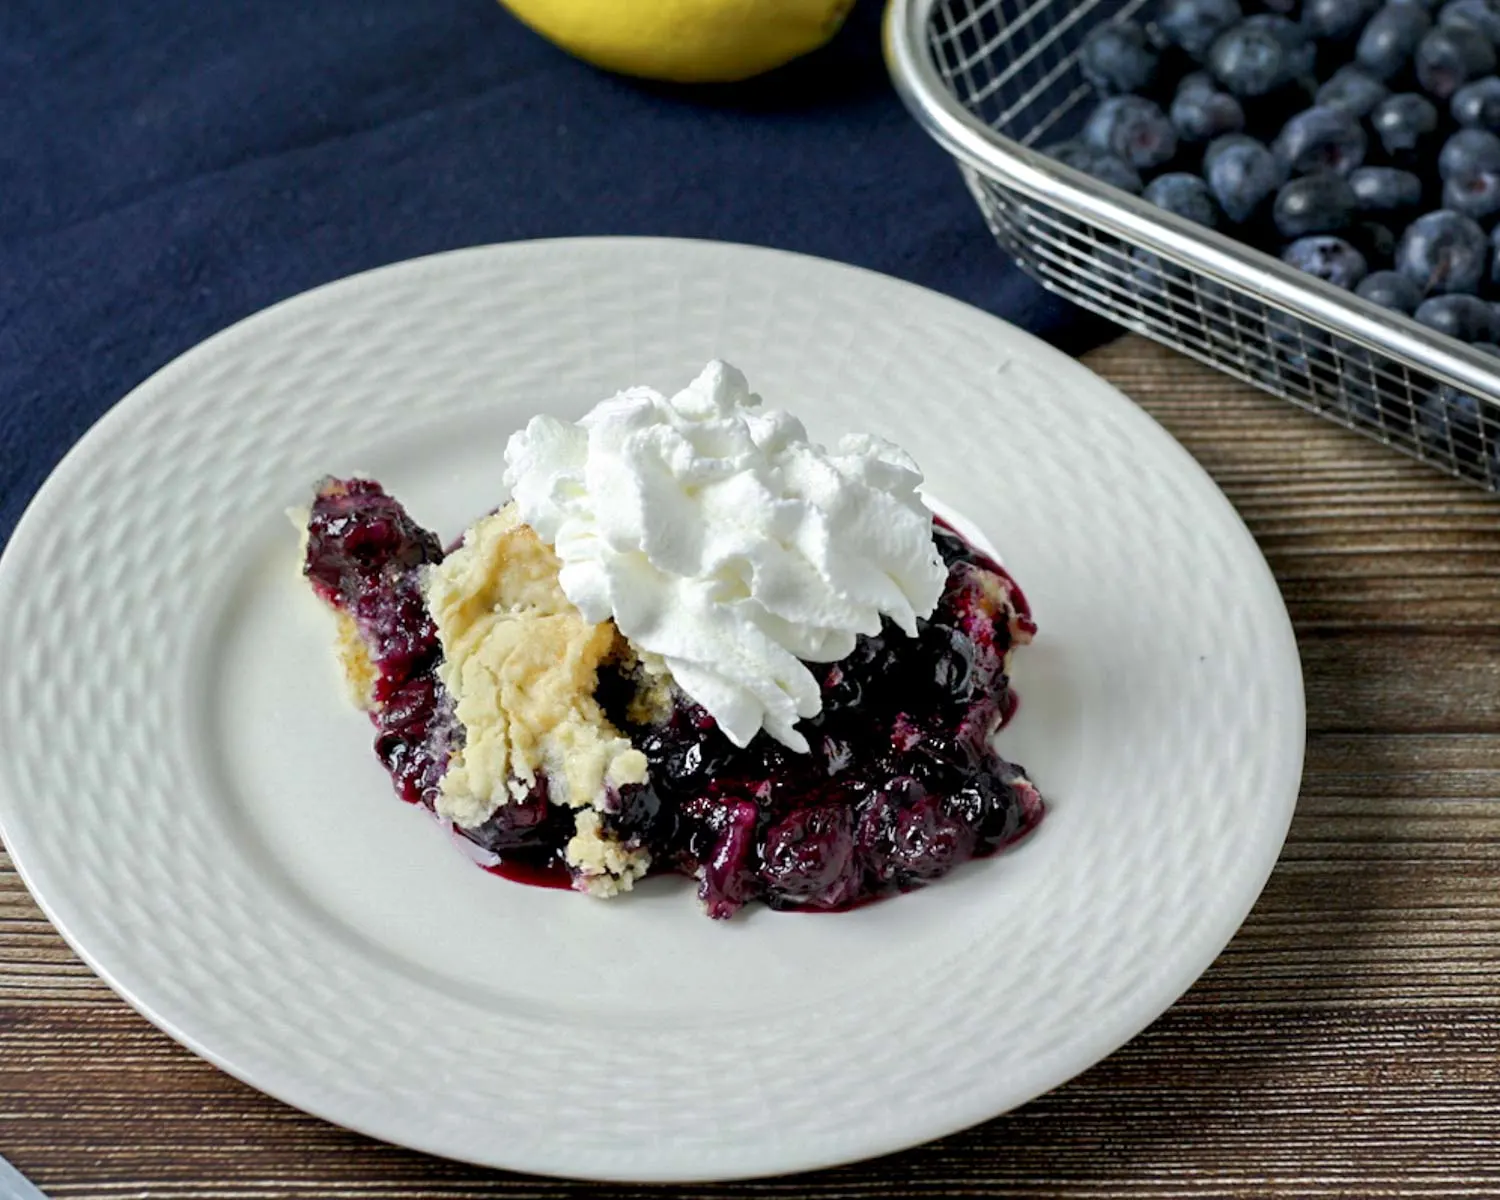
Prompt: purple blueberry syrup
<box><xmin>303</xmin><ymin>480</ymin><xmax>1045</xmax><ymax>918</ymax></box>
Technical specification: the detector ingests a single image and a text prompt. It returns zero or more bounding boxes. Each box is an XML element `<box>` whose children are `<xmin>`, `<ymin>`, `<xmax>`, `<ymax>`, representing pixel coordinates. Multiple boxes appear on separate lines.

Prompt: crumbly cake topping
<box><xmin>332</xmin><ymin>610</ymin><xmax>379</xmax><ymax>711</ymax></box>
<box><xmin>422</xmin><ymin>503</ymin><xmax>648</xmax><ymax>830</ymax></box>
<box><xmin>566</xmin><ymin>810</ymin><xmax>652</xmax><ymax>897</ymax></box>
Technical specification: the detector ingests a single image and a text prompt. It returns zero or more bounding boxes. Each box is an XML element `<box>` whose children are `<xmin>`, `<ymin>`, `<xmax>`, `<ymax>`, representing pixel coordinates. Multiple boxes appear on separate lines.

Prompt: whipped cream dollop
<box><xmin>502</xmin><ymin>361</ymin><xmax>947</xmax><ymax>752</ymax></box>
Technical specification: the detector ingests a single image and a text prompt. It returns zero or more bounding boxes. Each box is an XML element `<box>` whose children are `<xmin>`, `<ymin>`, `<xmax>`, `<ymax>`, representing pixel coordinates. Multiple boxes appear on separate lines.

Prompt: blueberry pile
<box><xmin>1047</xmin><ymin>0</ymin><xmax>1500</xmax><ymax>468</ymax></box>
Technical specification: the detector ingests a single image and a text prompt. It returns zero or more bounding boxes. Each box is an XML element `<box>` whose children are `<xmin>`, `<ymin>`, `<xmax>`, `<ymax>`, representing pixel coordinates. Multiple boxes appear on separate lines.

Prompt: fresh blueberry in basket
<box><xmin>1442</xmin><ymin>170</ymin><xmax>1500</xmax><ymax>218</ymax></box>
<box><xmin>1357</xmin><ymin>4</ymin><xmax>1434</xmax><ymax>80</ymax></box>
<box><xmin>1266</xmin><ymin>309</ymin><xmax>1333</xmax><ymax>376</ymax></box>
<box><xmin>1357</xmin><ymin>267</ymin><xmax>1426</xmax><ymax>310</ymax></box>
<box><xmin>1439</xmin><ymin>0</ymin><xmax>1500</xmax><ymax>44</ymax></box>
<box><xmin>1451</xmin><ymin>76</ymin><xmax>1500</xmax><ymax>128</ymax></box>
<box><xmin>1128</xmin><ymin>249</ymin><xmax>1192</xmax><ymax>306</ymax></box>
<box><xmin>1273</xmin><ymin>105</ymin><xmax>1369</xmax><ymax>174</ymax></box>
<box><xmin>1171</xmin><ymin>73</ymin><xmax>1248</xmax><ymax>140</ymax></box>
<box><xmin>1397</xmin><ymin>209</ymin><xmax>1489</xmax><ymax>293</ymax></box>
<box><xmin>1437</xmin><ymin>129</ymin><xmax>1500</xmax><ymax>214</ymax></box>
<box><xmin>1414</xmin><ymin>292</ymin><xmax>1500</xmax><ymax>338</ymax></box>
<box><xmin>1156</xmin><ymin>0</ymin><xmax>1245</xmax><ymax>59</ymax></box>
<box><xmin>1145</xmin><ymin>172</ymin><xmax>1224</xmax><ymax>225</ymax></box>
<box><xmin>1415</xmin><ymin>26</ymin><xmax>1497</xmax><ymax>99</ymax></box>
<box><xmin>1273</xmin><ymin>171</ymin><xmax>1358</xmax><ymax>235</ymax></box>
<box><xmin>1306</xmin><ymin>0</ymin><xmax>1384</xmax><ymax>41</ymax></box>
<box><xmin>1348</xmin><ymin>165</ymin><xmax>1425</xmax><ymax>212</ymax></box>
<box><xmin>1084</xmin><ymin>96</ymin><xmax>1179</xmax><ymax>171</ymax></box>
<box><xmin>1205</xmin><ymin>133</ymin><xmax>1287</xmax><ymax>220</ymax></box>
<box><xmin>1208</xmin><ymin>16</ymin><xmax>1312</xmax><ymax>96</ymax></box>
<box><xmin>1369</xmin><ymin>92</ymin><xmax>1441</xmax><ymax>160</ymax></box>
<box><xmin>1080</xmin><ymin>21</ymin><xmax>1161</xmax><ymax>95</ymax></box>
<box><xmin>1282</xmin><ymin>235</ymin><xmax>1371</xmax><ymax>286</ymax></box>
<box><xmin>1042</xmin><ymin>139</ymin><xmax>1145</xmax><ymax>193</ymax></box>
<box><xmin>1438</xmin><ymin>127</ymin><xmax>1500</xmax><ymax>178</ymax></box>
<box><xmin>1332</xmin><ymin>339</ymin><xmax>1409</xmax><ymax>428</ymax></box>
<box><xmin>1415</xmin><ymin>385</ymin><xmax>1500</xmax><ymax>478</ymax></box>
<box><xmin>1316</xmin><ymin>65</ymin><xmax>1392</xmax><ymax>115</ymax></box>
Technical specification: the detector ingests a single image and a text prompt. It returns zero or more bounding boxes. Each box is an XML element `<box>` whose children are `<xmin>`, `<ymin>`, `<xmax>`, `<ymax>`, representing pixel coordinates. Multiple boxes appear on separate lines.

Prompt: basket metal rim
<box><xmin>882</xmin><ymin>0</ymin><xmax>1500</xmax><ymax>404</ymax></box>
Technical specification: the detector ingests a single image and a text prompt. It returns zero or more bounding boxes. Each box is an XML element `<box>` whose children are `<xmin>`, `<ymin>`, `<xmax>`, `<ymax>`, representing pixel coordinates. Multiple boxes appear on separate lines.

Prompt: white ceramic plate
<box><xmin>0</xmin><ymin>239</ymin><xmax>1303</xmax><ymax>1183</ymax></box>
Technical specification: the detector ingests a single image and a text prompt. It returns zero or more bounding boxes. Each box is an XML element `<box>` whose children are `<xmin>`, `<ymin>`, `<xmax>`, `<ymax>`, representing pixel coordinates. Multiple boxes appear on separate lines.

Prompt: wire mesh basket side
<box><xmin>915</xmin><ymin>0</ymin><xmax>1500</xmax><ymax>490</ymax></box>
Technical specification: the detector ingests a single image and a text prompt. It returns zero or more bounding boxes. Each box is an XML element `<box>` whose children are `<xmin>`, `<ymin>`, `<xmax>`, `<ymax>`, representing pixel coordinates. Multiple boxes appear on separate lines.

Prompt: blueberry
<box><xmin>1273</xmin><ymin>106</ymin><xmax>1369</xmax><ymax>174</ymax></box>
<box><xmin>1264</xmin><ymin>12</ymin><xmax>1318</xmax><ymax>63</ymax></box>
<box><xmin>1370</xmin><ymin>92</ymin><xmax>1442</xmax><ymax>158</ymax></box>
<box><xmin>1357</xmin><ymin>267</ymin><xmax>1426</xmax><ymax>310</ymax></box>
<box><xmin>759</xmin><ymin>805</ymin><xmax>858</xmax><ymax>909</ymax></box>
<box><xmin>1083</xmin><ymin>96</ymin><xmax>1179</xmax><ymax>171</ymax></box>
<box><xmin>1443</xmin><ymin>170</ymin><xmax>1500</xmax><ymax>217</ymax></box>
<box><xmin>1415</xmin><ymin>292</ymin><xmax>1500</xmax><ymax>337</ymax></box>
<box><xmin>1170</xmin><ymin>77</ymin><xmax>1247</xmax><ymax>140</ymax></box>
<box><xmin>1316</xmin><ymin>66</ymin><xmax>1391</xmax><ymax>116</ymax></box>
<box><xmin>1357</xmin><ymin>4</ymin><xmax>1435</xmax><ymax>79</ymax></box>
<box><xmin>918</xmin><ymin>621</ymin><xmax>978</xmax><ymax>706</ymax></box>
<box><xmin>696</xmin><ymin>800</ymin><xmax>761</xmax><ymax>919</ymax></box>
<box><xmin>1415</xmin><ymin>384</ymin><xmax>1498</xmax><ymax>471</ymax></box>
<box><xmin>1145</xmin><ymin>172</ymin><xmax>1223</xmax><ymax>225</ymax></box>
<box><xmin>1273</xmin><ymin>172</ymin><xmax>1358</xmax><ymax>235</ymax></box>
<box><xmin>1415</xmin><ymin>26</ymin><xmax>1497</xmax><ymax>99</ymax></box>
<box><xmin>942</xmin><ymin>766</ymin><xmax>1035</xmax><ymax>849</ymax></box>
<box><xmin>1251</xmin><ymin>12</ymin><xmax>1315</xmax><ymax>50</ymax></box>
<box><xmin>1042</xmin><ymin>139</ymin><xmax>1145</xmax><ymax>193</ymax></box>
<box><xmin>1438</xmin><ymin>130</ymin><xmax>1500</xmax><ymax>215</ymax></box>
<box><xmin>1330</xmin><ymin>341</ymin><xmax>1387</xmax><ymax>428</ymax></box>
<box><xmin>1452</xmin><ymin>75</ymin><xmax>1500</xmax><ymax>127</ymax></box>
<box><xmin>1282</xmin><ymin>235</ymin><xmax>1371</xmax><ymax>286</ymax></box>
<box><xmin>1265</xmin><ymin>308</ymin><xmax>1334</xmax><ymax>376</ymax></box>
<box><xmin>1208</xmin><ymin>17</ymin><xmax>1308</xmax><ymax>96</ymax></box>
<box><xmin>1397</xmin><ymin>209</ymin><xmax>1489</xmax><ymax>292</ymax></box>
<box><xmin>1205</xmin><ymin>133</ymin><xmax>1287</xmax><ymax>220</ymax></box>
<box><xmin>857</xmin><ymin>777</ymin><xmax>976</xmax><ymax>887</ymax></box>
<box><xmin>1305</xmin><ymin>0</ymin><xmax>1382</xmax><ymax>39</ymax></box>
<box><xmin>1080</xmin><ymin>21</ymin><xmax>1161</xmax><ymax>95</ymax></box>
<box><xmin>1439</xmin><ymin>126</ymin><xmax>1500</xmax><ymax>176</ymax></box>
<box><xmin>1156</xmin><ymin>0</ymin><xmax>1244</xmax><ymax>57</ymax></box>
<box><xmin>1348</xmin><ymin>165</ymin><xmax>1425</xmax><ymax>212</ymax></box>
<box><xmin>1439</xmin><ymin>0</ymin><xmax>1500</xmax><ymax>42</ymax></box>
<box><xmin>1128</xmin><ymin>247</ymin><xmax>1188</xmax><ymax>305</ymax></box>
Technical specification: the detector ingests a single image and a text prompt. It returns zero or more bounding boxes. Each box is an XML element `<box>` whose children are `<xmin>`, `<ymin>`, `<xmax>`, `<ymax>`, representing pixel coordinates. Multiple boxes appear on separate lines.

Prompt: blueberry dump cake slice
<box><xmin>299</xmin><ymin>362</ymin><xmax>1044</xmax><ymax>917</ymax></box>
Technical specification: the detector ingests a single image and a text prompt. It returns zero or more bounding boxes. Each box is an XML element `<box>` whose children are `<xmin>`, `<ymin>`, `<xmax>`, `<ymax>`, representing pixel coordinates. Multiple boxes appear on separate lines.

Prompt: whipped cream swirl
<box><xmin>502</xmin><ymin>361</ymin><xmax>947</xmax><ymax>752</ymax></box>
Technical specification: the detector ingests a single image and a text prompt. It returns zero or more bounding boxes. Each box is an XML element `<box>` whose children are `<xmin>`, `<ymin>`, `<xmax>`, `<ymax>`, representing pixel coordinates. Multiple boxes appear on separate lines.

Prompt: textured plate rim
<box><xmin>0</xmin><ymin>237</ymin><xmax>1305</xmax><ymax>1182</ymax></box>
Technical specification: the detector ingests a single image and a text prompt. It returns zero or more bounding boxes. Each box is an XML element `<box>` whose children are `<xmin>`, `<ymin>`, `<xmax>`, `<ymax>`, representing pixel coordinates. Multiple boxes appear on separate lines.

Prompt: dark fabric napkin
<box><xmin>0</xmin><ymin>0</ymin><xmax>1111</xmax><ymax>549</ymax></box>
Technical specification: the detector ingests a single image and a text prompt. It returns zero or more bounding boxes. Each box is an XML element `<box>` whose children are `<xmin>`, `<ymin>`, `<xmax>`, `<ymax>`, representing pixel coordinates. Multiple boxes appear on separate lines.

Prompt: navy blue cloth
<box><xmin>0</xmin><ymin>0</ymin><xmax>1108</xmax><ymax>549</ymax></box>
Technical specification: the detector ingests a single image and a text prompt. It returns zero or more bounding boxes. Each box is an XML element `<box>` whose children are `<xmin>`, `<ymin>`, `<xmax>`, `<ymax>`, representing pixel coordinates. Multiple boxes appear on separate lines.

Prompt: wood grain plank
<box><xmin>3</xmin><ymin>335</ymin><xmax>1499</xmax><ymax>1198</ymax></box>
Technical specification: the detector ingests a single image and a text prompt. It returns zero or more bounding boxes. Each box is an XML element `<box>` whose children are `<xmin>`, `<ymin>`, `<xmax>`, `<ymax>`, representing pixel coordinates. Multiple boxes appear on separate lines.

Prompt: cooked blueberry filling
<box><xmin>303</xmin><ymin>480</ymin><xmax>1044</xmax><ymax>917</ymax></box>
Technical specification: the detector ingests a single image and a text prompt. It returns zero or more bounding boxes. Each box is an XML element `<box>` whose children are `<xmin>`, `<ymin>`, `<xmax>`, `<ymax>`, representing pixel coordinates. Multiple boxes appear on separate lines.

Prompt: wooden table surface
<box><xmin>4</xmin><ymin>334</ymin><xmax>1498</xmax><ymax>1199</ymax></box>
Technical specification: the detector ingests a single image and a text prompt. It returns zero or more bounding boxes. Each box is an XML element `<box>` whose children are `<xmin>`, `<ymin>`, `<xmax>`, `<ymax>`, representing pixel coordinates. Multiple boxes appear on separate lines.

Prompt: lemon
<box><xmin>499</xmin><ymin>0</ymin><xmax>857</xmax><ymax>83</ymax></box>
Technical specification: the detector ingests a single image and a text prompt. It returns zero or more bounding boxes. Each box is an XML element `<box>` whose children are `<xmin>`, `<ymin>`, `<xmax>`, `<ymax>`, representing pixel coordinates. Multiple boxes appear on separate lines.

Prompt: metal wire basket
<box><xmin>885</xmin><ymin>0</ymin><xmax>1500</xmax><ymax>491</ymax></box>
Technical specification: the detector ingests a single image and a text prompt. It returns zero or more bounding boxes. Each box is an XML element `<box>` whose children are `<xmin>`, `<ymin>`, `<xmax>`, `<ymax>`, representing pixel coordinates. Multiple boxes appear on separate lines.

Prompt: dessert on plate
<box><xmin>298</xmin><ymin>361</ymin><xmax>1043</xmax><ymax>917</ymax></box>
